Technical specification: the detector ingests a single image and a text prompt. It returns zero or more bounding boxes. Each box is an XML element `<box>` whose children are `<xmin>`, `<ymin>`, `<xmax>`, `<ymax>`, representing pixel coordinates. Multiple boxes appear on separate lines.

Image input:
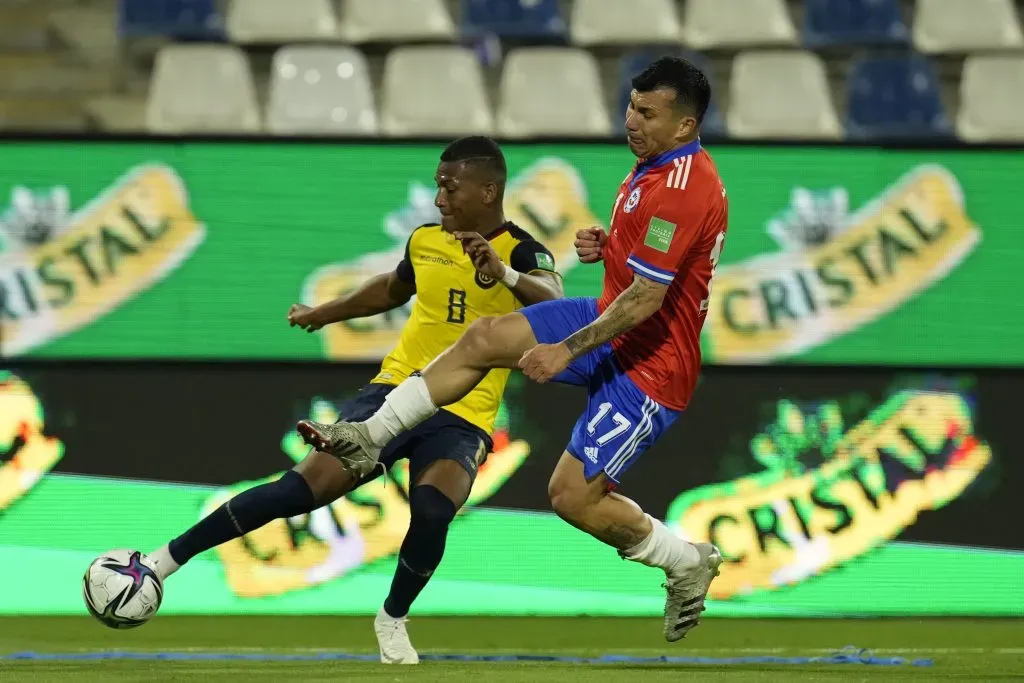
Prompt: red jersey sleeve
<box><xmin>625</xmin><ymin>193</ymin><xmax>706</xmax><ymax>286</ymax></box>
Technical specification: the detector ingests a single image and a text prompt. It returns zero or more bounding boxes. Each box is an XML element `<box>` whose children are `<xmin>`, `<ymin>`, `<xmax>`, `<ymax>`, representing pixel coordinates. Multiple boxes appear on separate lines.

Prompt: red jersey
<box><xmin>598</xmin><ymin>140</ymin><xmax>728</xmax><ymax>411</ymax></box>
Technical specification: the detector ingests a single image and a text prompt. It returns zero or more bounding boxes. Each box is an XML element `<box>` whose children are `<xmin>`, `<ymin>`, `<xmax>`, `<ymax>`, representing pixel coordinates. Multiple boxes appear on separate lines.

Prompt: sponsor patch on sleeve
<box><xmin>644</xmin><ymin>217</ymin><xmax>676</xmax><ymax>253</ymax></box>
<box><xmin>535</xmin><ymin>251</ymin><xmax>555</xmax><ymax>271</ymax></box>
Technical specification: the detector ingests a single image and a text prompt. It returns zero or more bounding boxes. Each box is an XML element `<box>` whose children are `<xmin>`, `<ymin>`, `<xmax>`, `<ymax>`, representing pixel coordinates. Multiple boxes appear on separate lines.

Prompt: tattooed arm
<box><xmin>518</xmin><ymin>273</ymin><xmax>667</xmax><ymax>383</ymax></box>
<box><xmin>563</xmin><ymin>274</ymin><xmax>667</xmax><ymax>359</ymax></box>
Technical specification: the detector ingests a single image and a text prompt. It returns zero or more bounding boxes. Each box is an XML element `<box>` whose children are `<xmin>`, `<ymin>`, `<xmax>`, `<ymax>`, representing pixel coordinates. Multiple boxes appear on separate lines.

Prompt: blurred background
<box><xmin>0</xmin><ymin>0</ymin><xmax>1022</xmax><ymax>137</ymax></box>
<box><xmin>1</xmin><ymin>0</ymin><xmax>1023</xmax><ymax>628</ymax></box>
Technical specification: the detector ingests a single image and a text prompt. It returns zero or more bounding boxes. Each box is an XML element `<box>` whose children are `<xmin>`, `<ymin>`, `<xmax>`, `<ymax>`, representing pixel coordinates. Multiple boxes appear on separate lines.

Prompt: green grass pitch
<box><xmin>1</xmin><ymin>617</ymin><xmax>1022</xmax><ymax>681</ymax></box>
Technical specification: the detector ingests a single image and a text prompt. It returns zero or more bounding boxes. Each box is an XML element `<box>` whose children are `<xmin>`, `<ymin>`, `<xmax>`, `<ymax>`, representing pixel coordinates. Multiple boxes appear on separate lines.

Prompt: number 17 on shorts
<box><xmin>567</xmin><ymin>376</ymin><xmax>681</xmax><ymax>484</ymax></box>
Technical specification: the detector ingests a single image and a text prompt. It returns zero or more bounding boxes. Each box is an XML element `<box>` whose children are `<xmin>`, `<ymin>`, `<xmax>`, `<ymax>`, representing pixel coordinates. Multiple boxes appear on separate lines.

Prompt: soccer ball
<box><xmin>82</xmin><ymin>549</ymin><xmax>163</xmax><ymax>629</ymax></box>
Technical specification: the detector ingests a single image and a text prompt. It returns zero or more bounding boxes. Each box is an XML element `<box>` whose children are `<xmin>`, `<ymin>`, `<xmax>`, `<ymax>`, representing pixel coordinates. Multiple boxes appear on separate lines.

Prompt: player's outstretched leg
<box><xmin>374</xmin><ymin>460</ymin><xmax>469</xmax><ymax>664</ymax></box>
<box><xmin>547</xmin><ymin>454</ymin><xmax>721</xmax><ymax>642</ymax></box>
<box><xmin>297</xmin><ymin>312</ymin><xmax>537</xmax><ymax>459</ymax></box>
<box><xmin>146</xmin><ymin>450</ymin><xmax>360</xmax><ymax>582</ymax></box>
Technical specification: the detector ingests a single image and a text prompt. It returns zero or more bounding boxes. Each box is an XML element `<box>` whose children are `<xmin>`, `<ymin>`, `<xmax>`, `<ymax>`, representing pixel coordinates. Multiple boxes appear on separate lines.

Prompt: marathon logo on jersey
<box><xmin>665</xmin><ymin>389</ymin><xmax>991</xmax><ymax>600</ymax></box>
<box><xmin>0</xmin><ymin>166</ymin><xmax>205</xmax><ymax>356</ymax></box>
<box><xmin>206</xmin><ymin>397</ymin><xmax>531</xmax><ymax>598</ymax></box>
<box><xmin>703</xmin><ymin>165</ymin><xmax>980</xmax><ymax>363</ymax></box>
<box><xmin>304</xmin><ymin>158</ymin><xmax>599</xmax><ymax>360</ymax></box>
<box><xmin>0</xmin><ymin>373</ymin><xmax>64</xmax><ymax>513</ymax></box>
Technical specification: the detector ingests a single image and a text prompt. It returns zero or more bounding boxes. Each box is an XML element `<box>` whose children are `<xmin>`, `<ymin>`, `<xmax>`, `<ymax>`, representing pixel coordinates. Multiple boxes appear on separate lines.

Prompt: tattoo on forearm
<box><xmin>563</xmin><ymin>278</ymin><xmax>662</xmax><ymax>358</ymax></box>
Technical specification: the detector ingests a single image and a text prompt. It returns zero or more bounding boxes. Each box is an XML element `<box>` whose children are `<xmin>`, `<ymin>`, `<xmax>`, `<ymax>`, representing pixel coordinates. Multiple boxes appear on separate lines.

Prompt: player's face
<box><xmin>624</xmin><ymin>88</ymin><xmax>697</xmax><ymax>159</ymax></box>
<box><xmin>434</xmin><ymin>162</ymin><xmax>491</xmax><ymax>232</ymax></box>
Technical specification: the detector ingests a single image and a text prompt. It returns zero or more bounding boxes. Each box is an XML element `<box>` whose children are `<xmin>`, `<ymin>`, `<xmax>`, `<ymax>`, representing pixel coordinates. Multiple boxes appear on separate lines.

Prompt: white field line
<box><xmin>18</xmin><ymin>646</ymin><xmax>1024</xmax><ymax>656</ymax></box>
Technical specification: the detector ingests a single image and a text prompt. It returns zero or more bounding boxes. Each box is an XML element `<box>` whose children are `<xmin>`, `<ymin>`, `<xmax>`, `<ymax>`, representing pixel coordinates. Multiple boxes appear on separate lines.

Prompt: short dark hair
<box><xmin>440</xmin><ymin>136</ymin><xmax>507</xmax><ymax>188</ymax></box>
<box><xmin>631</xmin><ymin>56</ymin><xmax>712</xmax><ymax>124</ymax></box>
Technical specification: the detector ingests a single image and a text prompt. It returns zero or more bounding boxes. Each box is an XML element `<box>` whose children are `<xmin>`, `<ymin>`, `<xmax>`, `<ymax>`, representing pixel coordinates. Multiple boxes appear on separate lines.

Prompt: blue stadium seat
<box><xmin>804</xmin><ymin>0</ymin><xmax>908</xmax><ymax>48</ymax></box>
<box><xmin>119</xmin><ymin>0</ymin><xmax>224</xmax><ymax>40</ymax></box>
<box><xmin>846</xmin><ymin>55</ymin><xmax>952</xmax><ymax>139</ymax></box>
<box><xmin>462</xmin><ymin>0</ymin><xmax>566</xmax><ymax>40</ymax></box>
<box><xmin>617</xmin><ymin>51</ymin><xmax>726</xmax><ymax>137</ymax></box>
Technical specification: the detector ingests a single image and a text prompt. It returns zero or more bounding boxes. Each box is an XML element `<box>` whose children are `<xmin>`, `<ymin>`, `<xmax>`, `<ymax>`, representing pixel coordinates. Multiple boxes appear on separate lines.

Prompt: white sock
<box><xmin>622</xmin><ymin>514</ymin><xmax>700</xmax><ymax>573</ymax></box>
<box><xmin>147</xmin><ymin>544</ymin><xmax>181</xmax><ymax>581</ymax></box>
<box><xmin>363</xmin><ymin>375</ymin><xmax>438</xmax><ymax>446</ymax></box>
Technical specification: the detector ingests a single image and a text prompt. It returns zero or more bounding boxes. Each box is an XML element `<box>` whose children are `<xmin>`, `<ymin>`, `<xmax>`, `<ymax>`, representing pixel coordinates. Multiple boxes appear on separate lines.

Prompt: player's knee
<box><xmin>408</xmin><ymin>485</ymin><xmax>458</xmax><ymax>534</ymax></box>
<box><xmin>548</xmin><ymin>477</ymin><xmax>586</xmax><ymax>523</ymax></box>
<box><xmin>294</xmin><ymin>450</ymin><xmax>356</xmax><ymax>506</ymax></box>
<box><xmin>458</xmin><ymin>316</ymin><xmax>502</xmax><ymax>363</ymax></box>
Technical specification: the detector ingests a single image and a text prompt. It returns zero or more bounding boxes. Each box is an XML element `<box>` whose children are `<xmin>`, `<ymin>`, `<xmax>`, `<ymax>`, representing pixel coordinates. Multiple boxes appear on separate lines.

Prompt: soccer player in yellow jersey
<box><xmin>143</xmin><ymin>137</ymin><xmax>563</xmax><ymax>663</ymax></box>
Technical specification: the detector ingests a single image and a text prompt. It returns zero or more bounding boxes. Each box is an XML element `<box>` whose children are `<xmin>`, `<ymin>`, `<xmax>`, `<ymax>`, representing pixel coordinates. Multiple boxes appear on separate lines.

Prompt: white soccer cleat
<box><xmin>296</xmin><ymin>419</ymin><xmax>381</xmax><ymax>478</ymax></box>
<box><xmin>374</xmin><ymin>608</ymin><xmax>420</xmax><ymax>664</ymax></box>
<box><xmin>662</xmin><ymin>542</ymin><xmax>722</xmax><ymax>642</ymax></box>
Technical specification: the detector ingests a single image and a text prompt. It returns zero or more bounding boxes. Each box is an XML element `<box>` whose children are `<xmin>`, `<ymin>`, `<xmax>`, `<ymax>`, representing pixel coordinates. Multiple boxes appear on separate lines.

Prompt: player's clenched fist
<box><xmin>519</xmin><ymin>343</ymin><xmax>573</xmax><ymax>384</ymax></box>
<box><xmin>455</xmin><ymin>231</ymin><xmax>506</xmax><ymax>281</ymax></box>
<box><xmin>574</xmin><ymin>226</ymin><xmax>607</xmax><ymax>264</ymax></box>
<box><xmin>287</xmin><ymin>303</ymin><xmax>324</xmax><ymax>332</ymax></box>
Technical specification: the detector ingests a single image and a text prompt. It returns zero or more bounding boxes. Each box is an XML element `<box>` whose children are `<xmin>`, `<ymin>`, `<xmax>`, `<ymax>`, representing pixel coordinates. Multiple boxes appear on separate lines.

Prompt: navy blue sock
<box><xmin>383</xmin><ymin>485</ymin><xmax>457</xmax><ymax>618</ymax></box>
<box><xmin>168</xmin><ymin>470</ymin><xmax>315</xmax><ymax>565</ymax></box>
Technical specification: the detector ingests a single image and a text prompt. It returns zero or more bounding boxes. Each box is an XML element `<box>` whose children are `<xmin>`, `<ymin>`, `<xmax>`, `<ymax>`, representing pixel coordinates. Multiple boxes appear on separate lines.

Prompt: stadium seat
<box><xmin>913</xmin><ymin>0</ymin><xmax>1024</xmax><ymax>54</ymax></box>
<box><xmin>119</xmin><ymin>0</ymin><xmax>224</xmax><ymax>40</ymax></box>
<box><xmin>727</xmin><ymin>50</ymin><xmax>841</xmax><ymax>140</ymax></box>
<box><xmin>957</xmin><ymin>56</ymin><xmax>1024</xmax><ymax>142</ymax></box>
<box><xmin>616</xmin><ymin>50</ymin><xmax>725</xmax><ymax>136</ymax></box>
<box><xmin>803</xmin><ymin>0</ymin><xmax>908</xmax><ymax>48</ymax></box>
<box><xmin>570</xmin><ymin>0</ymin><xmax>680</xmax><ymax>46</ymax></box>
<box><xmin>338</xmin><ymin>0</ymin><xmax>455</xmax><ymax>43</ymax></box>
<box><xmin>381</xmin><ymin>46</ymin><xmax>493</xmax><ymax>137</ymax></box>
<box><xmin>226</xmin><ymin>0</ymin><xmax>337</xmax><ymax>44</ymax></box>
<box><xmin>845</xmin><ymin>55</ymin><xmax>952</xmax><ymax>139</ymax></box>
<box><xmin>497</xmin><ymin>47</ymin><xmax>610</xmax><ymax>138</ymax></box>
<box><xmin>462</xmin><ymin>0</ymin><xmax>566</xmax><ymax>40</ymax></box>
<box><xmin>682</xmin><ymin>0</ymin><xmax>797</xmax><ymax>49</ymax></box>
<box><xmin>266</xmin><ymin>46</ymin><xmax>376</xmax><ymax>136</ymax></box>
<box><xmin>146</xmin><ymin>44</ymin><xmax>260</xmax><ymax>134</ymax></box>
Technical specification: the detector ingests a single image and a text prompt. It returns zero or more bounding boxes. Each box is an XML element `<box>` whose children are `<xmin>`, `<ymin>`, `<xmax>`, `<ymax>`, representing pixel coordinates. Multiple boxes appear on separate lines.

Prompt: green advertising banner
<box><xmin>1</xmin><ymin>363</ymin><xmax>1021</xmax><ymax>616</ymax></box>
<box><xmin>1</xmin><ymin>142</ymin><xmax>1022</xmax><ymax>364</ymax></box>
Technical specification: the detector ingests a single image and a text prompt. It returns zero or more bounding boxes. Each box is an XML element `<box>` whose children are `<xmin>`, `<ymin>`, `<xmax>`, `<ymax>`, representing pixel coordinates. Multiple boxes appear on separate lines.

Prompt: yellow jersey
<box><xmin>370</xmin><ymin>222</ymin><xmax>557</xmax><ymax>434</ymax></box>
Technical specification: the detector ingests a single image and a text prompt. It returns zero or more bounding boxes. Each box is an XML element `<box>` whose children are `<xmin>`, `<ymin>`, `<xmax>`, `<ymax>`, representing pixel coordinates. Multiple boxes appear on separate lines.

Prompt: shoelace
<box><xmin>383</xmin><ymin>617</ymin><xmax>410</xmax><ymax>643</ymax></box>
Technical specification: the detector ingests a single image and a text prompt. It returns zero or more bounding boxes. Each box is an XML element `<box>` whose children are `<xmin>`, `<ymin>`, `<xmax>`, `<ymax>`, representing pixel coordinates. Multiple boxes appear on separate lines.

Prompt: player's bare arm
<box><xmin>519</xmin><ymin>274</ymin><xmax>666</xmax><ymax>383</ymax></box>
<box><xmin>564</xmin><ymin>274</ymin><xmax>665</xmax><ymax>356</ymax></box>
<box><xmin>456</xmin><ymin>231</ymin><xmax>563</xmax><ymax>305</ymax></box>
<box><xmin>288</xmin><ymin>269</ymin><xmax>415</xmax><ymax>332</ymax></box>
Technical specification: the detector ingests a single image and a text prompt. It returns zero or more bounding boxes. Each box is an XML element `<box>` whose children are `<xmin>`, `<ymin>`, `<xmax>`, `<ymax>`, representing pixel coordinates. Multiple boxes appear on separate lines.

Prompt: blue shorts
<box><xmin>521</xmin><ymin>297</ymin><xmax>681</xmax><ymax>483</ymax></box>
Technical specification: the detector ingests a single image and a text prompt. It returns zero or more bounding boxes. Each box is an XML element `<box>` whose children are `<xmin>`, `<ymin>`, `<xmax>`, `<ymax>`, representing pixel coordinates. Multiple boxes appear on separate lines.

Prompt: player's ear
<box><xmin>481</xmin><ymin>180</ymin><xmax>499</xmax><ymax>206</ymax></box>
<box><xmin>675</xmin><ymin>113</ymin><xmax>698</xmax><ymax>140</ymax></box>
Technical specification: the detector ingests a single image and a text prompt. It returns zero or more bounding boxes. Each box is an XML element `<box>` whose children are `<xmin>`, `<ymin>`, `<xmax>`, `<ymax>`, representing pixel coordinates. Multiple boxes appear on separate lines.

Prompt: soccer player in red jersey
<box><xmin>298</xmin><ymin>57</ymin><xmax>730</xmax><ymax>642</ymax></box>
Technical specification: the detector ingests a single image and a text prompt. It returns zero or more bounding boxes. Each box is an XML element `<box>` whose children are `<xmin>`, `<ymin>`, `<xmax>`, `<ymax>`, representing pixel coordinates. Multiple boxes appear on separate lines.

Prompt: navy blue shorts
<box><xmin>521</xmin><ymin>297</ymin><xmax>681</xmax><ymax>483</ymax></box>
<box><xmin>336</xmin><ymin>383</ymin><xmax>492</xmax><ymax>484</ymax></box>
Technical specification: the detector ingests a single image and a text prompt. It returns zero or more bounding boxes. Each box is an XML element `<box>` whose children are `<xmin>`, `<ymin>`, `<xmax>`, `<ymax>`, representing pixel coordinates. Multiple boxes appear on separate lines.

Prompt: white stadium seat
<box><xmin>570</xmin><ymin>0</ymin><xmax>681</xmax><ymax>46</ymax></box>
<box><xmin>957</xmin><ymin>55</ymin><xmax>1024</xmax><ymax>142</ymax></box>
<box><xmin>497</xmin><ymin>47</ymin><xmax>611</xmax><ymax>138</ymax></box>
<box><xmin>146</xmin><ymin>44</ymin><xmax>260</xmax><ymax>134</ymax></box>
<box><xmin>913</xmin><ymin>0</ymin><xmax>1024</xmax><ymax>54</ymax></box>
<box><xmin>266</xmin><ymin>46</ymin><xmax>377</xmax><ymax>136</ymax></box>
<box><xmin>727</xmin><ymin>50</ymin><xmax>841</xmax><ymax>140</ymax></box>
<box><xmin>682</xmin><ymin>0</ymin><xmax>798</xmax><ymax>49</ymax></box>
<box><xmin>226</xmin><ymin>0</ymin><xmax>337</xmax><ymax>44</ymax></box>
<box><xmin>381</xmin><ymin>46</ymin><xmax>493</xmax><ymax>137</ymax></box>
<box><xmin>338</xmin><ymin>0</ymin><xmax>455</xmax><ymax>43</ymax></box>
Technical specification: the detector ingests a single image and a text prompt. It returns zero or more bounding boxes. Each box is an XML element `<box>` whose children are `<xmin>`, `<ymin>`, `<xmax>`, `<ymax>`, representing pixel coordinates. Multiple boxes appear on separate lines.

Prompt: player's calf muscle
<box><xmin>294</xmin><ymin>450</ymin><xmax>358</xmax><ymax>505</ymax></box>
